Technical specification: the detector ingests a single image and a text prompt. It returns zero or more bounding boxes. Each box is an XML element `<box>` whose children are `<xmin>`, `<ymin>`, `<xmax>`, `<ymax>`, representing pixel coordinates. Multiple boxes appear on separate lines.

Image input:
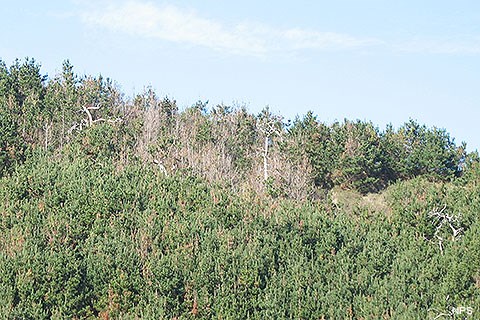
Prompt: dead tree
<box><xmin>43</xmin><ymin>121</ymin><xmax>52</xmax><ymax>151</ymax></box>
<box><xmin>68</xmin><ymin>102</ymin><xmax>123</xmax><ymax>133</ymax></box>
<box><xmin>82</xmin><ymin>103</ymin><xmax>122</xmax><ymax>127</ymax></box>
<box><xmin>428</xmin><ymin>204</ymin><xmax>464</xmax><ymax>255</ymax></box>
<box><xmin>153</xmin><ymin>159</ymin><xmax>168</xmax><ymax>176</ymax></box>
<box><xmin>257</xmin><ymin>108</ymin><xmax>282</xmax><ymax>181</ymax></box>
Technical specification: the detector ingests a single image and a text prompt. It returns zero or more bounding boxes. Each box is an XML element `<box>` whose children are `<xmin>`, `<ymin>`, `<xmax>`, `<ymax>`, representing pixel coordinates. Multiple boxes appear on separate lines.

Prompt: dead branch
<box><xmin>153</xmin><ymin>159</ymin><xmax>168</xmax><ymax>176</ymax></box>
<box><xmin>82</xmin><ymin>104</ymin><xmax>94</xmax><ymax>126</ymax></box>
<box><xmin>91</xmin><ymin>118</ymin><xmax>123</xmax><ymax>125</ymax></box>
<box><xmin>44</xmin><ymin>122</ymin><xmax>52</xmax><ymax>151</ymax></box>
<box><xmin>258</xmin><ymin>111</ymin><xmax>283</xmax><ymax>182</ymax></box>
<box><xmin>428</xmin><ymin>205</ymin><xmax>464</xmax><ymax>255</ymax></box>
<box><xmin>77</xmin><ymin>103</ymin><xmax>123</xmax><ymax>129</ymax></box>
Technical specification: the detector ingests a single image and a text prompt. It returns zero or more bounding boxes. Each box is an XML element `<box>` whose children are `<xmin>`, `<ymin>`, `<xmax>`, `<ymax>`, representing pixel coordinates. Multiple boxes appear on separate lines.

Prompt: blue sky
<box><xmin>2</xmin><ymin>0</ymin><xmax>480</xmax><ymax>151</ymax></box>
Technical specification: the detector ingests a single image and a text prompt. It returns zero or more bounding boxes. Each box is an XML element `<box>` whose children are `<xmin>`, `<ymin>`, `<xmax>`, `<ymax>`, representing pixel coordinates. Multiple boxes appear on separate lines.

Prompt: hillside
<box><xmin>1</xmin><ymin>58</ymin><xmax>479</xmax><ymax>319</ymax></box>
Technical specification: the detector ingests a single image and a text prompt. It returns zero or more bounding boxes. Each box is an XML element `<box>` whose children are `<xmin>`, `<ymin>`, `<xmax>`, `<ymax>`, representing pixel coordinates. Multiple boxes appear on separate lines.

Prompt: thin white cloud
<box><xmin>394</xmin><ymin>37</ymin><xmax>480</xmax><ymax>55</ymax></box>
<box><xmin>81</xmin><ymin>1</ymin><xmax>266</xmax><ymax>55</ymax></box>
<box><xmin>78</xmin><ymin>0</ymin><xmax>377</xmax><ymax>56</ymax></box>
<box><xmin>283</xmin><ymin>28</ymin><xmax>381</xmax><ymax>50</ymax></box>
<box><xmin>77</xmin><ymin>1</ymin><xmax>480</xmax><ymax>57</ymax></box>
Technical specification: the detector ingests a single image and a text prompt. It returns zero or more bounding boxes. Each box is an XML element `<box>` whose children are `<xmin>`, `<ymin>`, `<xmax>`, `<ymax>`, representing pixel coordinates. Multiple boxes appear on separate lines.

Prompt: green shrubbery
<box><xmin>1</xmin><ymin>58</ymin><xmax>479</xmax><ymax>319</ymax></box>
<box><xmin>1</xmin><ymin>155</ymin><xmax>478</xmax><ymax>318</ymax></box>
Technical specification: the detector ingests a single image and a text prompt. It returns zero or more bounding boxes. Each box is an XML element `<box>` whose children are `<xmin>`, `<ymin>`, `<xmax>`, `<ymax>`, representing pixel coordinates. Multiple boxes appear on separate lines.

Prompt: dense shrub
<box><xmin>0</xmin><ymin>58</ymin><xmax>479</xmax><ymax>318</ymax></box>
<box><xmin>1</xmin><ymin>153</ymin><xmax>479</xmax><ymax>318</ymax></box>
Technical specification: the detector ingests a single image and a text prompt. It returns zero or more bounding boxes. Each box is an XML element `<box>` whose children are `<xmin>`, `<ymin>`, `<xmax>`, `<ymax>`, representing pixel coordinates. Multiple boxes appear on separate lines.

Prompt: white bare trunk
<box><xmin>263</xmin><ymin>136</ymin><xmax>269</xmax><ymax>181</ymax></box>
<box><xmin>44</xmin><ymin>122</ymin><xmax>51</xmax><ymax>151</ymax></box>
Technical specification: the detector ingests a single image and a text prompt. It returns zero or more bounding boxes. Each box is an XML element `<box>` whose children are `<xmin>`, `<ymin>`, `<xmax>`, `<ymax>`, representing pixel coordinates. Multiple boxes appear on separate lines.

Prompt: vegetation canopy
<box><xmin>1</xmin><ymin>58</ymin><xmax>479</xmax><ymax>319</ymax></box>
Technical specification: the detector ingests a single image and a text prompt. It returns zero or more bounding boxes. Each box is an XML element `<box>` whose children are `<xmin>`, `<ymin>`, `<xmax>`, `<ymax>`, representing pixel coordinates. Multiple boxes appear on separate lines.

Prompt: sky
<box><xmin>2</xmin><ymin>0</ymin><xmax>480</xmax><ymax>151</ymax></box>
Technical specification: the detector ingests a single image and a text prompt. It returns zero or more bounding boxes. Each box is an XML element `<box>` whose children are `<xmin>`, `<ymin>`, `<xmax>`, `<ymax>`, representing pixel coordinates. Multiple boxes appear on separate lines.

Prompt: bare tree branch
<box><xmin>82</xmin><ymin>104</ymin><xmax>95</xmax><ymax>126</ymax></box>
<box><xmin>428</xmin><ymin>205</ymin><xmax>464</xmax><ymax>255</ymax></box>
<box><xmin>91</xmin><ymin>118</ymin><xmax>123</xmax><ymax>125</ymax></box>
<box><xmin>76</xmin><ymin>102</ymin><xmax>123</xmax><ymax>129</ymax></box>
<box><xmin>153</xmin><ymin>159</ymin><xmax>168</xmax><ymax>176</ymax></box>
<box><xmin>258</xmin><ymin>109</ymin><xmax>283</xmax><ymax>182</ymax></box>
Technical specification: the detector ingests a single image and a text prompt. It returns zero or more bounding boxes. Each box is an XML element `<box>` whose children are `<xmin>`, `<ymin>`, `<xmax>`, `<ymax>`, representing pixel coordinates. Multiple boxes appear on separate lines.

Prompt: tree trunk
<box><xmin>263</xmin><ymin>136</ymin><xmax>269</xmax><ymax>181</ymax></box>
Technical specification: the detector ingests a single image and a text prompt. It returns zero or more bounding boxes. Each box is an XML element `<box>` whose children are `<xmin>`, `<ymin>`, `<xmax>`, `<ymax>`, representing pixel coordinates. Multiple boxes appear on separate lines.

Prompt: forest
<box><xmin>1</xmin><ymin>58</ymin><xmax>479</xmax><ymax>319</ymax></box>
